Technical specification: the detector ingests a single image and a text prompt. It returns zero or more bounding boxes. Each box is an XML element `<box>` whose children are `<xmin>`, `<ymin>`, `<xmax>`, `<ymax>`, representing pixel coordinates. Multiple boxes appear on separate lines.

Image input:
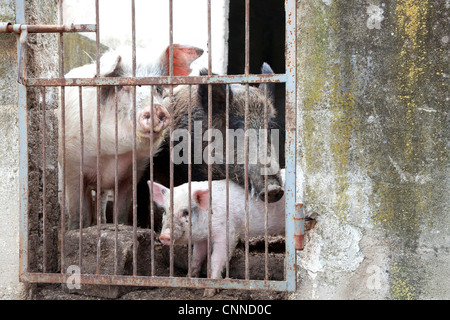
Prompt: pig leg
<box><xmin>65</xmin><ymin>168</ymin><xmax>93</xmax><ymax>230</ymax></box>
<box><xmin>203</xmin><ymin>233</ymin><xmax>237</xmax><ymax>297</ymax></box>
<box><xmin>114</xmin><ymin>175</ymin><xmax>133</xmax><ymax>225</ymax></box>
<box><xmin>191</xmin><ymin>240</ymin><xmax>207</xmax><ymax>278</ymax></box>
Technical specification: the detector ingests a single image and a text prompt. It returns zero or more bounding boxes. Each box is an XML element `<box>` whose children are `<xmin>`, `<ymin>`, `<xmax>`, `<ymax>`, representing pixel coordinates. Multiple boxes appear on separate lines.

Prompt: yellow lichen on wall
<box><xmin>395</xmin><ymin>0</ymin><xmax>429</xmax><ymax>165</ymax></box>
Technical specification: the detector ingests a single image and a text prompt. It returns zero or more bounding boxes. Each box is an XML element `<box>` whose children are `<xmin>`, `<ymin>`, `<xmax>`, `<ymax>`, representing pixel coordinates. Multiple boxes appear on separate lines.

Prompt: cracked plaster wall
<box><xmin>293</xmin><ymin>0</ymin><xmax>449</xmax><ymax>300</ymax></box>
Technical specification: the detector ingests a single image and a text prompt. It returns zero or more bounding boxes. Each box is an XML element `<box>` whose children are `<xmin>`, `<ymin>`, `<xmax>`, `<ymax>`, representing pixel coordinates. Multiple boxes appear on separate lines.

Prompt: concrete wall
<box><xmin>0</xmin><ymin>0</ymin><xmax>24</xmax><ymax>300</ymax></box>
<box><xmin>0</xmin><ymin>0</ymin><xmax>59</xmax><ymax>299</ymax></box>
<box><xmin>293</xmin><ymin>0</ymin><xmax>449</xmax><ymax>299</ymax></box>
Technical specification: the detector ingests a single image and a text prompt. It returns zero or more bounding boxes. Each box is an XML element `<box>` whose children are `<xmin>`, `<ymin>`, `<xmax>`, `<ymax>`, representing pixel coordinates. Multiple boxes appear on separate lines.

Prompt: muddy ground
<box><xmin>29</xmin><ymin>225</ymin><xmax>289</xmax><ymax>300</ymax></box>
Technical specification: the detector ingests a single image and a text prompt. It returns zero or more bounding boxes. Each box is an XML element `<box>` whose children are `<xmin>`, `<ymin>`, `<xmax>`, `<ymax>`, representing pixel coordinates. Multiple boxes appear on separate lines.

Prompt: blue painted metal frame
<box><xmin>16</xmin><ymin>0</ymin><xmax>29</xmax><ymax>284</ymax></box>
<box><xmin>16</xmin><ymin>0</ymin><xmax>299</xmax><ymax>292</ymax></box>
<box><xmin>284</xmin><ymin>0</ymin><xmax>298</xmax><ymax>292</ymax></box>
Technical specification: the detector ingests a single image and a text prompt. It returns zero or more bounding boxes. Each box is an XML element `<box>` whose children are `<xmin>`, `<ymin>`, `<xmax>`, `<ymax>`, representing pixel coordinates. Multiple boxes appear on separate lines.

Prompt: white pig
<box><xmin>59</xmin><ymin>44</ymin><xmax>203</xmax><ymax>230</ymax></box>
<box><xmin>149</xmin><ymin>169</ymin><xmax>285</xmax><ymax>296</ymax></box>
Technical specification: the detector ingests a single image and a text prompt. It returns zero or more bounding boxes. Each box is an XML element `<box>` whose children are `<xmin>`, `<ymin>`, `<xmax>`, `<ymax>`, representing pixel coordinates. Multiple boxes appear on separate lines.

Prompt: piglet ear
<box><xmin>148</xmin><ymin>181</ymin><xmax>168</xmax><ymax>207</ymax></box>
<box><xmin>162</xmin><ymin>44</ymin><xmax>204</xmax><ymax>77</ymax></box>
<box><xmin>193</xmin><ymin>189</ymin><xmax>209</xmax><ymax>211</ymax></box>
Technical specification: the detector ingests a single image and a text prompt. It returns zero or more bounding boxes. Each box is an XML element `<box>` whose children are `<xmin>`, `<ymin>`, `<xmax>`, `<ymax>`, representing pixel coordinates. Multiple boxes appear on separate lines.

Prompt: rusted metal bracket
<box><xmin>0</xmin><ymin>22</ymin><xmax>96</xmax><ymax>34</ymax></box>
<box><xmin>294</xmin><ymin>203</ymin><xmax>305</xmax><ymax>251</ymax></box>
<box><xmin>0</xmin><ymin>22</ymin><xmax>96</xmax><ymax>83</ymax></box>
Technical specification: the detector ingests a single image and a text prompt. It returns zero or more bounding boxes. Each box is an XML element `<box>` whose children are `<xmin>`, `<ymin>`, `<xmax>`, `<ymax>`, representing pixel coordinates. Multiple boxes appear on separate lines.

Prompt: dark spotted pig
<box><xmin>154</xmin><ymin>63</ymin><xmax>284</xmax><ymax>203</ymax></box>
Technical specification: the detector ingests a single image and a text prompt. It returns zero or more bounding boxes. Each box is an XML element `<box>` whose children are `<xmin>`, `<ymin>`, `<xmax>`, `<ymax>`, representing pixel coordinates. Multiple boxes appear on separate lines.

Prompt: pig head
<box><xmin>158</xmin><ymin>62</ymin><xmax>283</xmax><ymax>203</ymax></box>
<box><xmin>58</xmin><ymin>44</ymin><xmax>203</xmax><ymax>230</ymax></box>
<box><xmin>149</xmin><ymin>181</ymin><xmax>209</xmax><ymax>246</ymax></box>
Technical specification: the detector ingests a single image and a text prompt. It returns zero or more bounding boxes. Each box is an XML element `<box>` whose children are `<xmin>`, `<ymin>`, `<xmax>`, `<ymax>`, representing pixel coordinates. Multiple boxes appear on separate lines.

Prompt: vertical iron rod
<box><xmin>245</xmin><ymin>0</ymin><xmax>250</xmax><ymax>75</ymax></box>
<box><xmin>225</xmin><ymin>84</ymin><xmax>230</xmax><ymax>279</ymax></box>
<box><xmin>131</xmin><ymin>0</ymin><xmax>138</xmax><ymax>278</ymax></box>
<box><xmin>114</xmin><ymin>86</ymin><xmax>119</xmax><ymax>276</ymax></box>
<box><xmin>207</xmin><ymin>0</ymin><xmax>213</xmax><ymax>280</ymax></box>
<box><xmin>78</xmin><ymin>86</ymin><xmax>84</xmax><ymax>273</ymax></box>
<box><xmin>41</xmin><ymin>86</ymin><xmax>47</xmax><ymax>273</ymax></box>
<box><xmin>187</xmin><ymin>85</ymin><xmax>192</xmax><ymax>278</ymax></box>
<box><xmin>168</xmin><ymin>0</ymin><xmax>175</xmax><ymax>278</ymax></box>
<box><xmin>264</xmin><ymin>84</ymin><xmax>269</xmax><ymax>281</ymax></box>
<box><xmin>149</xmin><ymin>85</ymin><xmax>155</xmax><ymax>276</ymax></box>
<box><xmin>244</xmin><ymin>83</ymin><xmax>250</xmax><ymax>280</ymax></box>
<box><xmin>58</xmin><ymin>0</ymin><xmax>66</xmax><ymax>275</ymax></box>
<box><xmin>244</xmin><ymin>0</ymin><xmax>250</xmax><ymax>281</ymax></box>
<box><xmin>95</xmin><ymin>0</ymin><xmax>102</xmax><ymax>275</ymax></box>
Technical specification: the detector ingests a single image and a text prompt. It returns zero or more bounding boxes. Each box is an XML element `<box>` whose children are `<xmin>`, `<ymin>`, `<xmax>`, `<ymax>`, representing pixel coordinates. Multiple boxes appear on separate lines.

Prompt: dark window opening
<box><xmin>228</xmin><ymin>0</ymin><xmax>286</xmax><ymax>169</ymax></box>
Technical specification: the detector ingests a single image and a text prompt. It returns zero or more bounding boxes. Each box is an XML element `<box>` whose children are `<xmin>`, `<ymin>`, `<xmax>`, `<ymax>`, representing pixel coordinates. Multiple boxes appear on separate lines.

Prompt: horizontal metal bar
<box><xmin>20</xmin><ymin>272</ymin><xmax>292</xmax><ymax>292</ymax></box>
<box><xmin>23</xmin><ymin>74</ymin><xmax>287</xmax><ymax>87</ymax></box>
<box><xmin>0</xmin><ymin>23</ymin><xmax>96</xmax><ymax>34</ymax></box>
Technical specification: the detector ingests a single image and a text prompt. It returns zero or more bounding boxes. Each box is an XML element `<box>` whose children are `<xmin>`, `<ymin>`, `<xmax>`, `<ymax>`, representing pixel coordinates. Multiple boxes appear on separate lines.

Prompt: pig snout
<box><xmin>138</xmin><ymin>104</ymin><xmax>170</xmax><ymax>137</ymax></box>
<box><xmin>159</xmin><ymin>228</ymin><xmax>172</xmax><ymax>245</ymax></box>
<box><xmin>258</xmin><ymin>184</ymin><xmax>284</xmax><ymax>203</ymax></box>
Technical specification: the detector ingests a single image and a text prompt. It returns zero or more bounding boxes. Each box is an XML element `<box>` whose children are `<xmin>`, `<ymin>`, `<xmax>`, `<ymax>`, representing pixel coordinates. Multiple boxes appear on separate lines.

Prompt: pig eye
<box><xmin>181</xmin><ymin>210</ymin><xmax>189</xmax><ymax>217</ymax></box>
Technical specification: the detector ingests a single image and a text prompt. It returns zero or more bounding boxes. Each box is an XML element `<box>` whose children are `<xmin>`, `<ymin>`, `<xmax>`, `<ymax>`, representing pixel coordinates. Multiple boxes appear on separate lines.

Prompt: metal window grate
<box><xmin>5</xmin><ymin>0</ymin><xmax>302</xmax><ymax>293</ymax></box>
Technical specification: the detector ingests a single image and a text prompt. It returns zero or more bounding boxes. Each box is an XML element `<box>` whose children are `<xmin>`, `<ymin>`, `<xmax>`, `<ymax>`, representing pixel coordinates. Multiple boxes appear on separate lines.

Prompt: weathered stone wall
<box><xmin>0</xmin><ymin>0</ymin><xmax>59</xmax><ymax>298</ymax></box>
<box><xmin>0</xmin><ymin>0</ymin><xmax>23</xmax><ymax>299</ymax></box>
<box><xmin>294</xmin><ymin>0</ymin><xmax>449</xmax><ymax>299</ymax></box>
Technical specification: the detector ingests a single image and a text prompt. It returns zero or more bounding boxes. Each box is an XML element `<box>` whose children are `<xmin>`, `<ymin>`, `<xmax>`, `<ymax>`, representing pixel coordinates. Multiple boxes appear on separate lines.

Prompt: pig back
<box><xmin>210</xmin><ymin>181</ymin><xmax>285</xmax><ymax>239</ymax></box>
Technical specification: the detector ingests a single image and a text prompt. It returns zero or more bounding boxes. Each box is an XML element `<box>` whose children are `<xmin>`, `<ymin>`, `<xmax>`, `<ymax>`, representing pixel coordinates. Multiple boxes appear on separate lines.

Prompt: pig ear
<box><xmin>100</xmin><ymin>50</ymin><xmax>123</xmax><ymax>77</ymax></box>
<box><xmin>148</xmin><ymin>181</ymin><xmax>168</xmax><ymax>206</ymax></box>
<box><xmin>258</xmin><ymin>62</ymin><xmax>275</xmax><ymax>99</ymax></box>
<box><xmin>161</xmin><ymin>44</ymin><xmax>204</xmax><ymax>77</ymax></box>
<box><xmin>193</xmin><ymin>189</ymin><xmax>209</xmax><ymax>211</ymax></box>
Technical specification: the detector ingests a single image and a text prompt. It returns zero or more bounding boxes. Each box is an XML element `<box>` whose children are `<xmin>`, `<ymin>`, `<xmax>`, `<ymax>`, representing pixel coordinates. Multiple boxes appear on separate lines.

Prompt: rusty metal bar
<box><xmin>244</xmin><ymin>0</ymin><xmax>250</xmax><ymax>281</ymax></box>
<box><xmin>187</xmin><ymin>85</ymin><xmax>193</xmax><ymax>278</ymax></box>
<box><xmin>114</xmin><ymin>86</ymin><xmax>119</xmax><ymax>276</ymax></box>
<box><xmin>58</xmin><ymin>0</ymin><xmax>66</xmax><ymax>275</ymax></box>
<box><xmin>207</xmin><ymin>0</ymin><xmax>212</xmax><ymax>74</ymax></box>
<box><xmin>149</xmin><ymin>85</ymin><xmax>155</xmax><ymax>277</ymax></box>
<box><xmin>131</xmin><ymin>0</ymin><xmax>138</xmax><ymax>278</ymax></box>
<box><xmin>207</xmin><ymin>0</ymin><xmax>213</xmax><ymax>281</ymax></box>
<box><xmin>0</xmin><ymin>23</ymin><xmax>96</xmax><ymax>34</ymax></box>
<box><xmin>245</xmin><ymin>0</ymin><xmax>250</xmax><ymax>75</ymax></box>
<box><xmin>21</xmin><ymin>272</ymin><xmax>291</xmax><ymax>291</ymax></box>
<box><xmin>23</xmin><ymin>74</ymin><xmax>287</xmax><ymax>87</ymax></box>
<box><xmin>78</xmin><ymin>86</ymin><xmax>84</xmax><ymax>273</ymax></box>
<box><xmin>95</xmin><ymin>0</ymin><xmax>102</xmax><ymax>275</ymax></box>
<box><xmin>95</xmin><ymin>0</ymin><xmax>100</xmax><ymax>78</ymax></box>
<box><xmin>207</xmin><ymin>81</ymin><xmax>212</xmax><ymax>279</ymax></box>
<box><xmin>41</xmin><ymin>86</ymin><xmax>47</xmax><ymax>273</ymax></box>
<box><xmin>225</xmin><ymin>84</ymin><xmax>230</xmax><ymax>279</ymax></box>
<box><xmin>244</xmin><ymin>83</ymin><xmax>250</xmax><ymax>280</ymax></box>
<box><xmin>168</xmin><ymin>0</ymin><xmax>175</xmax><ymax>278</ymax></box>
<box><xmin>264</xmin><ymin>84</ymin><xmax>269</xmax><ymax>281</ymax></box>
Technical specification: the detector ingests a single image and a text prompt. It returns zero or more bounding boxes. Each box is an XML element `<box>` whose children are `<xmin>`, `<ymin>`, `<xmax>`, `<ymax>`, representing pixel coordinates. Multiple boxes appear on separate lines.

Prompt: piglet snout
<box><xmin>159</xmin><ymin>228</ymin><xmax>172</xmax><ymax>245</ymax></box>
<box><xmin>138</xmin><ymin>104</ymin><xmax>170</xmax><ymax>136</ymax></box>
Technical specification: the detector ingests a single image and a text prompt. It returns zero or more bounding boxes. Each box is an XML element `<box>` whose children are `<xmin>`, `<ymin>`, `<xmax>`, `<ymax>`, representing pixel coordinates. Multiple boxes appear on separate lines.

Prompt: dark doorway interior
<box><xmin>228</xmin><ymin>0</ymin><xmax>286</xmax><ymax>169</ymax></box>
